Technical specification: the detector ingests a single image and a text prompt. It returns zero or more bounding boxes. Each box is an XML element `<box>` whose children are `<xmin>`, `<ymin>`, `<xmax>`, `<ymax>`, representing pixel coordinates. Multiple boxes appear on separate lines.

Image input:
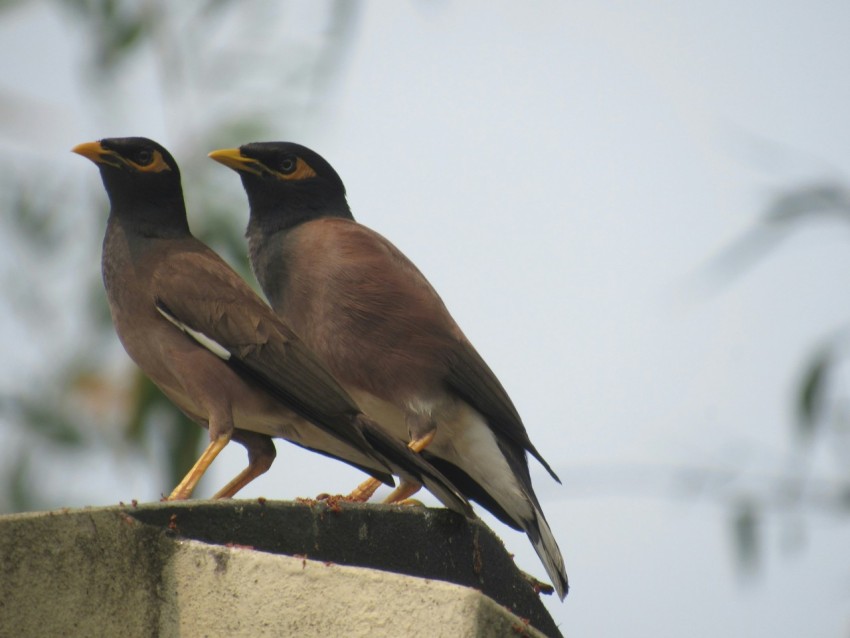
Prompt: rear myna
<box><xmin>209</xmin><ymin>141</ymin><xmax>569</xmax><ymax>599</ymax></box>
<box><xmin>71</xmin><ymin>136</ymin><xmax>471</xmax><ymax>516</ymax></box>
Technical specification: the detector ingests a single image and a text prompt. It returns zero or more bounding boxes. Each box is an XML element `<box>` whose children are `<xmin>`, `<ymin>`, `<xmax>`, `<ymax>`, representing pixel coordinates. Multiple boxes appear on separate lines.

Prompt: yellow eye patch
<box><xmin>276</xmin><ymin>157</ymin><xmax>317</xmax><ymax>181</ymax></box>
<box><xmin>125</xmin><ymin>149</ymin><xmax>172</xmax><ymax>173</ymax></box>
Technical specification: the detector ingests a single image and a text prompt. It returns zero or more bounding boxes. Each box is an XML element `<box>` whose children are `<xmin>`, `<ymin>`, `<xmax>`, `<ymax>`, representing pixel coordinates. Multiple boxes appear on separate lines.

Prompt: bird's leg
<box><xmin>383</xmin><ymin>429</ymin><xmax>437</xmax><ymax>504</ymax></box>
<box><xmin>168</xmin><ymin>432</ymin><xmax>232</xmax><ymax>500</ymax></box>
<box><xmin>213</xmin><ymin>430</ymin><xmax>276</xmax><ymax>499</ymax></box>
<box><xmin>346</xmin><ymin>430</ymin><xmax>438</xmax><ymax>502</ymax></box>
<box><xmin>383</xmin><ymin>481</ymin><xmax>423</xmax><ymax>504</ymax></box>
<box><xmin>347</xmin><ymin>476</ymin><xmax>383</xmax><ymax>502</ymax></box>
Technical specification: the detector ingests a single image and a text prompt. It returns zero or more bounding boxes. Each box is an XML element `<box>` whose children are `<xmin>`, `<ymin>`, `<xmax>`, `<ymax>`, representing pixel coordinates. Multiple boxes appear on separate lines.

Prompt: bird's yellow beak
<box><xmin>208</xmin><ymin>148</ymin><xmax>265</xmax><ymax>176</ymax></box>
<box><xmin>72</xmin><ymin>140</ymin><xmax>124</xmax><ymax>169</ymax></box>
<box><xmin>71</xmin><ymin>141</ymin><xmax>107</xmax><ymax>162</ymax></box>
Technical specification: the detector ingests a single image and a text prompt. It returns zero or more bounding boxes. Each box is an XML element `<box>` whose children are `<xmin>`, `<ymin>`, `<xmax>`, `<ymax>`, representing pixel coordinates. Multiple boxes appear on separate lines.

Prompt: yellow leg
<box><xmin>347</xmin><ymin>430</ymin><xmax>437</xmax><ymax>502</ymax></box>
<box><xmin>348</xmin><ymin>476</ymin><xmax>383</xmax><ymax>502</ymax></box>
<box><xmin>213</xmin><ymin>459</ymin><xmax>268</xmax><ymax>499</ymax></box>
<box><xmin>382</xmin><ymin>480</ymin><xmax>423</xmax><ymax>504</ymax></box>
<box><xmin>168</xmin><ymin>434</ymin><xmax>231</xmax><ymax>500</ymax></box>
<box><xmin>213</xmin><ymin>431</ymin><xmax>276</xmax><ymax>499</ymax></box>
<box><xmin>406</xmin><ymin>430</ymin><xmax>436</xmax><ymax>454</ymax></box>
<box><xmin>382</xmin><ymin>430</ymin><xmax>437</xmax><ymax>504</ymax></box>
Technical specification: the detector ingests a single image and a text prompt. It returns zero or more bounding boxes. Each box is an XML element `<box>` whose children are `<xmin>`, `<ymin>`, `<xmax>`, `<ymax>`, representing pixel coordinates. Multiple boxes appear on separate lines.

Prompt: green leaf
<box><xmin>796</xmin><ymin>351</ymin><xmax>831</xmax><ymax>439</ymax></box>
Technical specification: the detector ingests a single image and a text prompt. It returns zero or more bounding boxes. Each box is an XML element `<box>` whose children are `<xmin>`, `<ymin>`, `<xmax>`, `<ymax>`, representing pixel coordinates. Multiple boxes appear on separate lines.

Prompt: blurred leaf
<box><xmin>198</xmin><ymin>0</ymin><xmax>236</xmax><ymax>19</ymax></box>
<box><xmin>123</xmin><ymin>370</ymin><xmax>204</xmax><ymax>493</ymax></box>
<box><xmin>796</xmin><ymin>350</ymin><xmax>831</xmax><ymax>440</ymax></box>
<box><xmin>196</xmin><ymin>215</ymin><xmax>253</xmax><ymax>279</ymax></box>
<box><xmin>124</xmin><ymin>371</ymin><xmax>164</xmax><ymax>445</ymax></box>
<box><xmin>85</xmin><ymin>279</ymin><xmax>116</xmax><ymax>331</ymax></box>
<box><xmin>9</xmin><ymin>453</ymin><xmax>34</xmax><ymax>514</ymax></box>
<box><xmin>763</xmin><ymin>182</ymin><xmax>850</xmax><ymax>225</ymax></box>
<box><xmin>165</xmin><ymin>411</ymin><xmax>204</xmax><ymax>493</ymax></box>
<box><xmin>0</xmin><ymin>0</ymin><xmax>26</xmax><ymax>13</ymax></box>
<box><xmin>201</xmin><ymin>116</ymin><xmax>275</xmax><ymax>151</ymax></box>
<box><xmin>55</xmin><ymin>0</ymin><xmax>159</xmax><ymax>73</ymax></box>
<box><xmin>3</xmin><ymin>174</ymin><xmax>64</xmax><ymax>252</ymax></box>
<box><xmin>732</xmin><ymin>498</ymin><xmax>760</xmax><ymax>574</ymax></box>
<box><xmin>840</xmin><ymin>483</ymin><xmax>850</xmax><ymax>512</ymax></box>
<box><xmin>697</xmin><ymin>180</ymin><xmax>850</xmax><ymax>290</ymax></box>
<box><xmin>0</xmin><ymin>395</ymin><xmax>84</xmax><ymax>447</ymax></box>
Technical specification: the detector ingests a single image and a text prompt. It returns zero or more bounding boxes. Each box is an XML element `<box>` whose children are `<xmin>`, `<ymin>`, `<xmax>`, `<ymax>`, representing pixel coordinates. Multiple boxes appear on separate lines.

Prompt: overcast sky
<box><xmin>2</xmin><ymin>2</ymin><xmax>849</xmax><ymax>636</ymax></box>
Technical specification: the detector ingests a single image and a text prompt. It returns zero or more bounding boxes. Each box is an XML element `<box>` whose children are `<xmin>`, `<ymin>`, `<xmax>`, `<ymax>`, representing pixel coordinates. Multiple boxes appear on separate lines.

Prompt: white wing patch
<box><xmin>155</xmin><ymin>303</ymin><xmax>231</xmax><ymax>360</ymax></box>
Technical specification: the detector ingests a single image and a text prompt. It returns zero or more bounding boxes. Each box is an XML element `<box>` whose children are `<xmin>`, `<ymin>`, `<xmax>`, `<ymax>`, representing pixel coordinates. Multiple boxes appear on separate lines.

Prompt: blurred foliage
<box><xmin>60</xmin><ymin>0</ymin><xmax>161</xmax><ymax>73</ymax></box>
<box><xmin>706</xmin><ymin>178</ymin><xmax>850</xmax><ymax>573</ymax></box>
<box><xmin>0</xmin><ymin>0</ymin><xmax>361</xmax><ymax>512</ymax></box>
<box><xmin>731</xmin><ymin>498</ymin><xmax>759</xmax><ymax>575</ymax></box>
<box><xmin>797</xmin><ymin>346</ymin><xmax>832</xmax><ymax>439</ymax></box>
<box><xmin>703</xmin><ymin>182</ymin><xmax>850</xmax><ymax>288</ymax></box>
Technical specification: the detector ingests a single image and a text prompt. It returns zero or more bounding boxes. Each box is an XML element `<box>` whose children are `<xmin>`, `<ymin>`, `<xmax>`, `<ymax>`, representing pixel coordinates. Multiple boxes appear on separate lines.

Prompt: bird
<box><xmin>71</xmin><ymin>136</ymin><xmax>472</xmax><ymax>518</ymax></box>
<box><xmin>209</xmin><ymin>141</ymin><xmax>569</xmax><ymax>599</ymax></box>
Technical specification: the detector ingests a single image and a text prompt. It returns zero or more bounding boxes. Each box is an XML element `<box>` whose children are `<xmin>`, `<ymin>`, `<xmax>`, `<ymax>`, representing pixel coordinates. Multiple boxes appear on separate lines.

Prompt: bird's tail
<box><xmin>523</xmin><ymin>501</ymin><xmax>569</xmax><ymax>600</ymax></box>
<box><xmin>356</xmin><ymin>415</ymin><xmax>473</xmax><ymax>519</ymax></box>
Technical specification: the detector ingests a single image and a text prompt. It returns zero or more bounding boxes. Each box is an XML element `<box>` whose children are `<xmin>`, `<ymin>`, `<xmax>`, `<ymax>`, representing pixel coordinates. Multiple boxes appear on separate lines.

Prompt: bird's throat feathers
<box><xmin>103</xmin><ymin>176</ymin><xmax>190</xmax><ymax>238</ymax></box>
<box><xmin>242</xmin><ymin>173</ymin><xmax>353</xmax><ymax>237</ymax></box>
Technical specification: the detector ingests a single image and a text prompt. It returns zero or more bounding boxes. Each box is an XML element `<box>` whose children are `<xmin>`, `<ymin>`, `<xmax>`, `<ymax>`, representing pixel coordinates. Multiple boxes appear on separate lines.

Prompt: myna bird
<box><xmin>71</xmin><ymin>137</ymin><xmax>472</xmax><ymax>517</ymax></box>
<box><xmin>209</xmin><ymin>142</ymin><xmax>569</xmax><ymax>599</ymax></box>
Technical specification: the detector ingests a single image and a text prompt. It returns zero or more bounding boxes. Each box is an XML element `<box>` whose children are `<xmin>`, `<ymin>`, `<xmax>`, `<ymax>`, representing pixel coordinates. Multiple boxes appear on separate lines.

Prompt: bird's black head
<box><xmin>209</xmin><ymin>141</ymin><xmax>352</xmax><ymax>233</ymax></box>
<box><xmin>72</xmin><ymin>137</ymin><xmax>189</xmax><ymax>235</ymax></box>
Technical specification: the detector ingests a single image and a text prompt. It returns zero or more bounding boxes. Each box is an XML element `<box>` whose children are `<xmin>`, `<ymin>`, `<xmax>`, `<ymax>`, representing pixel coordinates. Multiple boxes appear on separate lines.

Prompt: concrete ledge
<box><xmin>0</xmin><ymin>501</ymin><xmax>563</xmax><ymax>637</ymax></box>
<box><xmin>166</xmin><ymin>540</ymin><xmax>544</xmax><ymax>637</ymax></box>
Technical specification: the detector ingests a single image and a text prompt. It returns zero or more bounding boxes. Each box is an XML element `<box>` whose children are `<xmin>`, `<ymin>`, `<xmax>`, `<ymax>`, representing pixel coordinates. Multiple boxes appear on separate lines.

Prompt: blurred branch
<box><xmin>731</xmin><ymin>498</ymin><xmax>760</xmax><ymax>575</ymax></box>
<box><xmin>696</xmin><ymin>181</ymin><xmax>850</xmax><ymax>289</ymax></box>
<box><xmin>542</xmin><ymin>458</ymin><xmax>849</xmax><ymax>578</ymax></box>
<box><xmin>689</xmin><ymin>170</ymin><xmax>850</xmax><ymax>575</ymax></box>
<box><xmin>544</xmin><ymin>462</ymin><xmax>850</xmax><ymax>517</ymax></box>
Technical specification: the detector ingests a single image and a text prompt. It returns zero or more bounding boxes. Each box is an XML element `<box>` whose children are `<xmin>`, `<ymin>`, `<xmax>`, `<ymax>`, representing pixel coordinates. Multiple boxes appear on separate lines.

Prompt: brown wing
<box><xmin>285</xmin><ymin>219</ymin><xmax>559</xmax><ymax>481</ymax></box>
<box><xmin>445</xmin><ymin>340</ymin><xmax>560</xmax><ymax>482</ymax></box>
<box><xmin>150</xmin><ymin>239</ymin><xmax>376</xmax><ymax>456</ymax></box>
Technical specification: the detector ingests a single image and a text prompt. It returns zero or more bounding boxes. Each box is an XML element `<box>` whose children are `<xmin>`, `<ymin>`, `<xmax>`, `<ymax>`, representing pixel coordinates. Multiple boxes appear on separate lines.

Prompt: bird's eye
<box><xmin>279</xmin><ymin>157</ymin><xmax>297</xmax><ymax>174</ymax></box>
<box><xmin>136</xmin><ymin>149</ymin><xmax>154</xmax><ymax>166</ymax></box>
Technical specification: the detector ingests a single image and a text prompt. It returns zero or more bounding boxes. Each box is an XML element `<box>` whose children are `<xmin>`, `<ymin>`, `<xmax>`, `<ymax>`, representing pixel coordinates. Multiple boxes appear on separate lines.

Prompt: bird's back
<box><xmin>250</xmin><ymin>217</ymin><xmax>468</xmax><ymax>405</ymax></box>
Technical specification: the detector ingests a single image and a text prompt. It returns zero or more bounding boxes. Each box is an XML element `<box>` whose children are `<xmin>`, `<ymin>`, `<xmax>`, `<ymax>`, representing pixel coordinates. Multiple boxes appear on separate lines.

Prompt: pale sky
<box><xmin>2</xmin><ymin>2</ymin><xmax>849</xmax><ymax>636</ymax></box>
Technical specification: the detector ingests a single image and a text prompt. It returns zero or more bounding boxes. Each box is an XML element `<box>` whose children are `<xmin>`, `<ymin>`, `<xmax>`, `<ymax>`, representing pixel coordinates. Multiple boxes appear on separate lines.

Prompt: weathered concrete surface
<box><xmin>0</xmin><ymin>505</ymin><xmax>174</xmax><ymax>637</ymax></box>
<box><xmin>0</xmin><ymin>500</ymin><xmax>563</xmax><ymax>638</ymax></box>
<box><xmin>163</xmin><ymin>540</ymin><xmax>546</xmax><ymax>637</ymax></box>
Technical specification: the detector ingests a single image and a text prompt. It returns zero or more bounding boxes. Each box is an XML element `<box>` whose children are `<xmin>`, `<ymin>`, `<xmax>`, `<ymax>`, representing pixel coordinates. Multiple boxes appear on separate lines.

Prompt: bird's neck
<box><xmin>244</xmin><ymin>200</ymin><xmax>352</xmax><ymax>275</ymax></box>
<box><xmin>244</xmin><ymin>201</ymin><xmax>354</xmax><ymax>311</ymax></box>
<box><xmin>246</xmin><ymin>195</ymin><xmax>354</xmax><ymax>237</ymax></box>
<box><xmin>244</xmin><ymin>197</ymin><xmax>354</xmax><ymax>307</ymax></box>
<box><xmin>106</xmin><ymin>192</ymin><xmax>191</xmax><ymax>239</ymax></box>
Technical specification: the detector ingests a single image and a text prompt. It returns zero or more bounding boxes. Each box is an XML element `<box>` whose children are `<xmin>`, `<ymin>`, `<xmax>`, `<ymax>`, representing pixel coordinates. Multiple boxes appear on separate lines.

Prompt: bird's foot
<box><xmin>381</xmin><ymin>479</ymin><xmax>422</xmax><ymax>504</ymax></box>
<box><xmin>346</xmin><ymin>477</ymin><xmax>382</xmax><ymax>502</ymax></box>
<box><xmin>519</xmin><ymin>570</ymin><xmax>555</xmax><ymax>596</ymax></box>
<box><xmin>394</xmin><ymin>498</ymin><xmax>425</xmax><ymax>508</ymax></box>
